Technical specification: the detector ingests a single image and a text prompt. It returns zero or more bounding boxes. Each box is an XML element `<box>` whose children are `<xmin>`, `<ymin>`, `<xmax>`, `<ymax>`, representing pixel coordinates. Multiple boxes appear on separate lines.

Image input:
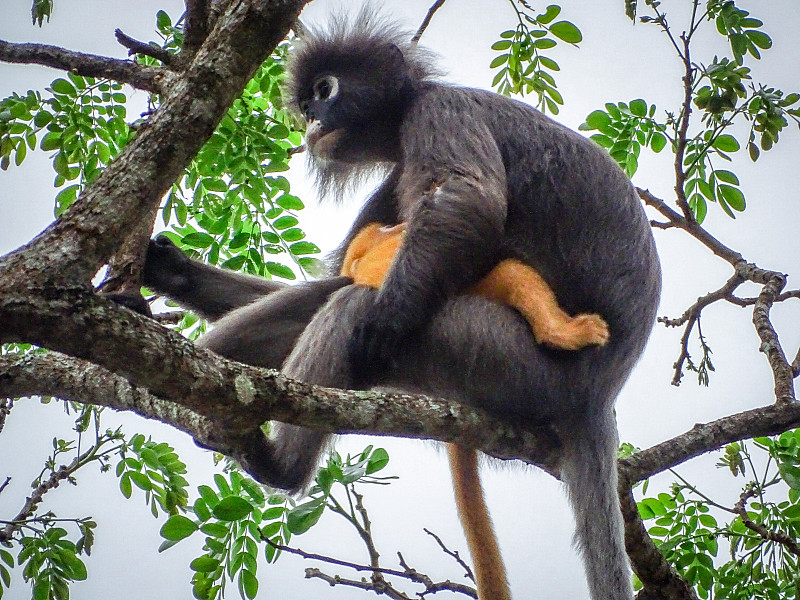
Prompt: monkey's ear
<box><xmin>385</xmin><ymin>44</ymin><xmax>410</xmax><ymax>78</ymax></box>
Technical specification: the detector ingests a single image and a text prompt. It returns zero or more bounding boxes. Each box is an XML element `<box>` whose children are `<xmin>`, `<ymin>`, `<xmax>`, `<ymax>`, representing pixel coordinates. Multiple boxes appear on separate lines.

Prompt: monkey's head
<box><xmin>285</xmin><ymin>12</ymin><xmax>436</xmax><ymax>196</ymax></box>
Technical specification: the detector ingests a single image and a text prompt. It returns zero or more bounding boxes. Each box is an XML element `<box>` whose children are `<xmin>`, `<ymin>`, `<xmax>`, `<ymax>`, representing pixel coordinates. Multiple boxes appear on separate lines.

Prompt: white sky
<box><xmin>1</xmin><ymin>1</ymin><xmax>799</xmax><ymax>599</ymax></box>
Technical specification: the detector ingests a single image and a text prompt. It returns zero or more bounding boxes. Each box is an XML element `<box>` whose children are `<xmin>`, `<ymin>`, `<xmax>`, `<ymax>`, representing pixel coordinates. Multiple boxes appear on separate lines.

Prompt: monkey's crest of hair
<box><xmin>284</xmin><ymin>10</ymin><xmax>439</xmax><ymax>200</ymax></box>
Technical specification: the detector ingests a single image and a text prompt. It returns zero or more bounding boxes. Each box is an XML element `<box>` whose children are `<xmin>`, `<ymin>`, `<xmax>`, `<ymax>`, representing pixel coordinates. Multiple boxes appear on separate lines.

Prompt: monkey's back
<box><xmin>408</xmin><ymin>85</ymin><xmax>661</xmax><ymax>407</ymax></box>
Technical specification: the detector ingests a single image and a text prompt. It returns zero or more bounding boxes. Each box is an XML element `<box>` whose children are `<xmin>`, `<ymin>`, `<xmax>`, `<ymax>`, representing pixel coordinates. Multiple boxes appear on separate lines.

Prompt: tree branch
<box><xmin>0</xmin><ymin>39</ymin><xmax>167</xmax><ymax>94</ymax></box>
<box><xmin>114</xmin><ymin>28</ymin><xmax>175</xmax><ymax>66</ymax></box>
<box><xmin>619</xmin><ymin>402</ymin><xmax>800</xmax><ymax>485</ymax></box>
<box><xmin>0</xmin><ymin>337</ymin><xmax>562</xmax><ymax>478</ymax></box>
<box><xmin>412</xmin><ymin>0</ymin><xmax>447</xmax><ymax>44</ymax></box>
<box><xmin>621</xmin><ymin>489</ymin><xmax>699</xmax><ymax>600</ymax></box>
<box><xmin>182</xmin><ymin>0</ymin><xmax>212</xmax><ymax>58</ymax></box>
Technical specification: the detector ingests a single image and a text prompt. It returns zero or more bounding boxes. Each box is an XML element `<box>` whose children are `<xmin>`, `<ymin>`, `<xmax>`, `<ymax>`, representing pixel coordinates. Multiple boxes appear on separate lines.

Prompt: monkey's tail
<box><xmin>447</xmin><ymin>443</ymin><xmax>512</xmax><ymax>600</ymax></box>
<box><xmin>560</xmin><ymin>410</ymin><xmax>632</xmax><ymax>600</ymax></box>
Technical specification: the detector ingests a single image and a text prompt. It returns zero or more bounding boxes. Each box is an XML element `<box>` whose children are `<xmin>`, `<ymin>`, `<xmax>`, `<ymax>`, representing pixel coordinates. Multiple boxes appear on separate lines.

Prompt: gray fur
<box><xmin>143</xmin><ymin>17</ymin><xmax>661</xmax><ymax>600</ymax></box>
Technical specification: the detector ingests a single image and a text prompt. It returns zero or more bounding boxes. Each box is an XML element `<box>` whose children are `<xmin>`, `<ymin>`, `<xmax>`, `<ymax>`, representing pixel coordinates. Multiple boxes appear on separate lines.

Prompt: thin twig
<box><xmin>734</xmin><ymin>487</ymin><xmax>800</xmax><ymax>556</ymax></box>
<box><xmin>0</xmin><ymin>39</ymin><xmax>165</xmax><ymax>94</ymax></box>
<box><xmin>424</xmin><ymin>527</ymin><xmax>474</xmax><ymax>581</ymax></box>
<box><xmin>115</xmin><ymin>29</ymin><xmax>175</xmax><ymax>66</ymax></box>
<box><xmin>263</xmin><ymin>538</ymin><xmax>411</xmax><ymax>579</ymax></box>
<box><xmin>412</xmin><ymin>0</ymin><xmax>447</xmax><ymax>44</ymax></box>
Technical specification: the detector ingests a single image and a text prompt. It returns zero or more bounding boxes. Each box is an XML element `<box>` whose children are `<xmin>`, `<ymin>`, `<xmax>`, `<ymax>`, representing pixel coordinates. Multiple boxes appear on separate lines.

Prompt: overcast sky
<box><xmin>1</xmin><ymin>1</ymin><xmax>799</xmax><ymax>599</ymax></box>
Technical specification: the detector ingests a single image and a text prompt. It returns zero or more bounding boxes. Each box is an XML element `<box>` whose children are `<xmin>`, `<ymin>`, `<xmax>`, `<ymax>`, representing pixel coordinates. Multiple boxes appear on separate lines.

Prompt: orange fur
<box><xmin>340</xmin><ymin>223</ymin><xmax>609</xmax><ymax>350</ymax></box>
<box><xmin>340</xmin><ymin>222</ymin><xmax>611</xmax><ymax>600</ymax></box>
<box><xmin>447</xmin><ymin>443</ymin><xmax>511</xmax><ymax>600</ymax></box>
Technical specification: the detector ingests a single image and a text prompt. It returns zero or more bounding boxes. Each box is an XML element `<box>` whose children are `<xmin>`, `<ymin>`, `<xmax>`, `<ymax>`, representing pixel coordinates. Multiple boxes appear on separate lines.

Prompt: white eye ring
<box><xmin>313</xmin><ymin>75</ymin><xmax>339</xmax><ymax>102</ymax></box>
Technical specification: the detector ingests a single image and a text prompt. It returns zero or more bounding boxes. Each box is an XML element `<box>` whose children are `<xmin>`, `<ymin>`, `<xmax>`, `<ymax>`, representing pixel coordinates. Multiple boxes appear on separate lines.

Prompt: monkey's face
<box><xmin>286</xmin><ymin>34</ymin><xmax>417</xmax><ymax>167</ymax></box>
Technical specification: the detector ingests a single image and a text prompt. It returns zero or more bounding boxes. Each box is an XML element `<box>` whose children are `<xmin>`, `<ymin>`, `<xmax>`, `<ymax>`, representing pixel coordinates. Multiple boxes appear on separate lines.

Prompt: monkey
<box><xmin>341</xmin><ymin>222</ymin><xmax>610</xmax><ymax>350</ymax></box>
<box><xmin>340</xmin><ymin>220</ymin><xmax>610</xmax><ymax>599</ymax></box>
<box><xmin>140</xmin><ymin>13</ymin><xmax>661</xmax><ymax>600</ymax></box>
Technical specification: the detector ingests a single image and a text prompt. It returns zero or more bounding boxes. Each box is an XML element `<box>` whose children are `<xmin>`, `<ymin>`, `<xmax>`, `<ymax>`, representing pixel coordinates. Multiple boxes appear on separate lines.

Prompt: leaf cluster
<box><xmin>155</xmin><ymin>446</ymin><xmax>391</xmax><ymax>600</ymax></box>
<box><xmin>638</xmin><ymin>430</ymin><xmax>800</xmax><ymax>599</ymax></box>
<box><xmin>155</xmin><ymin>38</ymin><xmax>321</xmax><ymax>282</ymax></box>
<box><xmin>115</xmin><ymin>433</ymin><xmax>190</xmax><ymax>517</ymax></box>
<box><xmin>0</xmin><ymin>73</ymin><xmax>129</xmax><ymax>216</ymax></box>
<box><xmin>580</xmin><ymin>100</ymin><xmax>667</xmax><ymax>177</ymax></box>
<box><xmin>16</xmin><ymin>528</ymin><xmax>88</xmax><ymax>600</ymax></box>
<box><xmin>489</xmin><ymin>3</ymin><xmax>581</xmax><ymax>114</ymax></box>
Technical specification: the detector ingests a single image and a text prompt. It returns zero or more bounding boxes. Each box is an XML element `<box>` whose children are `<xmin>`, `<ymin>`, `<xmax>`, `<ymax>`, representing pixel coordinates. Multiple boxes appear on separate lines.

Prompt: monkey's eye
<box><xmin>313</xmin><ymin>75</ymin><xmax>339</xmax><ymax>102</ymax></box>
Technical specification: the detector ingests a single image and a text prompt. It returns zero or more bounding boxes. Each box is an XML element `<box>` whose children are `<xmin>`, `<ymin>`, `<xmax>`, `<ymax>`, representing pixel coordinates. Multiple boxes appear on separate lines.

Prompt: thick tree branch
<box><xmin>0</xmin><ymin>0</ymin><xmax>310</xmax><ymax>290</ymax></box>
<box><xmin>182</xmin><ymin>0</ymin><xmax>212</xmax><ymax>58</ymax></box>
<box><xmin>0</xmin><ymin>339</ymin><xmax>562</xmax><ymax>478</ymax></box>
<box><xmin>0</xmin><ymin>39</ymin><xmax>167</xmax><ymax>94</ymax></box>
<box><xmin>621</xmin><ymin>490</ymin><xmax>699</xmax><ymax>600</ymax></box>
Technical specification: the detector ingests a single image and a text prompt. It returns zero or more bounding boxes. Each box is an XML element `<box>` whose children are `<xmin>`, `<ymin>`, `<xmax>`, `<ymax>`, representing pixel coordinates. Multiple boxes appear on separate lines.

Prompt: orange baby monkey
<box><xmin>341</xmin><ymin>223</ymin><xmax>610</xmax><ymax>351</ymax></box>
<box><xmin>340</xmin><ymin>222</ymin><xmax>609</xmax><ymax>600</ymax></box>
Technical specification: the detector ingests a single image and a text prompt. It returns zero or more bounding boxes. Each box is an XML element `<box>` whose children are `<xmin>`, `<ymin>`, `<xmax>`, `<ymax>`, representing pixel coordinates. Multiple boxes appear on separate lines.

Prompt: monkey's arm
<box><xmin>349</xmin><ymin>125</ymin><xmax>508</xmax><ymax>377</ymax></box>
<box><xmin>143</xmin><ymin>235</ymin><xmax>288</xmax><ymax>321</ymax></box>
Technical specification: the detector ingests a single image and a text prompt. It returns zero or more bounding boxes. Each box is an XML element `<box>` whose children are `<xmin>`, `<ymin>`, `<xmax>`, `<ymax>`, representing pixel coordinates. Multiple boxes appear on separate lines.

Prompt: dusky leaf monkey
<box><xmin>340</xmin><ymin>220</ymin><xmax>610</xmax><ymax>599</ymax></box>
<box><xmin>140</xmin><ymin>11</ymin><xmax>661</xmax><ymax>600</ymax></box>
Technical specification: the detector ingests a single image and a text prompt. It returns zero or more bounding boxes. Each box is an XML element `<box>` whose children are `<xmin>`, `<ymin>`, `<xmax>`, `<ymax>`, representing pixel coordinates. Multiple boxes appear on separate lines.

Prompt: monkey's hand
<box><xmin>143</xmin><ymin>234</ymin><xmax>193</xmax><ymax>296</ymax></box>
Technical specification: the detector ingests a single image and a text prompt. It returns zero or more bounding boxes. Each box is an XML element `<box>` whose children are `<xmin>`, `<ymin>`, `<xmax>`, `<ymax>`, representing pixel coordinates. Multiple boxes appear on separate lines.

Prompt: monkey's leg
<box><xmin>447</xmin><ymin>443</ymin><xmax>511</xmax><ymax>600</ymax></box>
<box><xmin>474</xmin><ymin>259</ymin><xmax>609</xmax><ymax>350</ymax></box>
<box><xmin>193</xmin><ymin>278</ymin><xmax>351</xmax><ymax>491</ymax></box>
<box><xmin>144</xmin><ymin>235</ymin><xmax>289</xmax><ymax>320</ymax></box>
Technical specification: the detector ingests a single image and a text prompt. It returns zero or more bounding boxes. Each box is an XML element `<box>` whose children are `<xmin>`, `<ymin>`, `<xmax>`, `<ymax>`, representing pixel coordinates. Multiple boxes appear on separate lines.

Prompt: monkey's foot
<box><xmin>535</xmin><ymin>313</ymin><xmax>610</xmax><ymax>350</ymax></box>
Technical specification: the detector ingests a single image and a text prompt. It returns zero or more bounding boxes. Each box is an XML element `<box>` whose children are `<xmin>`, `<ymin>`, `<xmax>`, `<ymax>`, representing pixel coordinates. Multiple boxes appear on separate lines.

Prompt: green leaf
<box><xmin>491</xmin><ymin>40</ymin><xmax>512</xmax><ymax>51</ymax></box>
<box><xmin>288</xmin><ymin>241</ymin><xmax>320</xmax><ymax>256</ymax></box>
<box><xmin>265</xmin><ymin>262</ymin><xmax>296</xmax><ymax>280</ymax></box>
<box><xmin>156</xmin><ymin>10</ymin><xmax>172</xmax><ymax>30</ymax></box>
<box><xmin>718</xmin><ymin>185</ymin><xmax>745</xmax><ymax>211</ymax></box>
<box><xmin>51</xmin><ymin>79</ymin><xmax>76</xmax><ymax>96</ymax></box>
<box><xmin>629</xmin><ymin>99</ymin><xmax>647</xmax><ymax>117</ymax></box>
<box><xmin>182</xmin><ymin>232</ymin><xmax>214</xmax><ymax>248</ymax></box>
<box><xmin>286</xmin><ymin>499</ymin><xmax>325</xmax><ymax>534</ymax></box>
<box><xmin>160</xmin><ymin>515</ymin><xmax>198</xmax><ymax>541</ymax></box>
<box><xmin>714</xmin><ymin>169</ymin><xmax>739</xmax><ymax>185</ymax></box>
<box><xmin>746</xmin><ymin>30</ymin><xmax>772</xmax><ymax>50</ymax></box>
<box><xmin>272</xmin><ymin>216</ymin><xmax>298</xmax><ymax>230</ymax></box>
<box><xmin>537</xmin><ymin>5</ymin><xmax>561</xmax><ymax>24</ymax></box>
<box><xmin>129</xmin><ymin>471</ymin><xmax>152</xmax><ymax>491</ymax></box>
<box><xmin>190</xmin><ymin>556</ymin><xmax>220</xmax><ymax>573</ymax></box>
<box><xmin>713</xmin><ymin>134</ymin><xmax>740</xmax><ymax>152</ymax></box>
<box><xmin>549</xmin><ymin>21</ymin><xmax>582</xmax><ymax>44</ymax></box>
<box><xmin>212</xmin><ymin>496</ymin><xmax>253</xmax><ymax>521</ymax></box>
<box><xmin>366</xmin><ymin>448</ymin><xmax>389</xmax><ymax>474</ymax></box>
<box><xmin>275</xmin><ymin>195</ymin><xmax>304</xmax><ymax>210</ymax></box>
<box><xmin>239</xmin><ymin>569</ymin><xmax>259</xmax><ymax>600</ymax></box>
<box><xmin>490</xmin><ymin>55</ymin><xmax>509</xmax><ymax>69</ymax></box>
<box><xmin>650</xmin><ymin>132</ymin><xmax>667</xmax><ymax>153</ymax></box>
<box><xmin>119</xmin><ymin>472</ymin><xmax>133</xmax><ymax>498</ymax></box>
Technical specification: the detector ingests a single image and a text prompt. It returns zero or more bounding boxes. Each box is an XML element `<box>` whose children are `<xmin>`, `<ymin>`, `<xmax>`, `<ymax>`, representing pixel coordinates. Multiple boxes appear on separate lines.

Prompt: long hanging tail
<box><xmin>447</xmin><ymin>443</ymin><xmax>512</xmax><ymax>600</ymax></box>
<box><xmin>560</xmin><ymin>410</ymin><xmax>632</xmax><ymax>600</ymax></box>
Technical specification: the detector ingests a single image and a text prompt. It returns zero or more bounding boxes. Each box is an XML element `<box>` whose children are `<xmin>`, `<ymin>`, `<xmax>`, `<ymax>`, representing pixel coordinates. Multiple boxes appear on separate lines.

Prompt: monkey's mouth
<box><xmin>306</xmin><ymin>122</ymin><xmax>345</xmax><ymax>158</ymax></box>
